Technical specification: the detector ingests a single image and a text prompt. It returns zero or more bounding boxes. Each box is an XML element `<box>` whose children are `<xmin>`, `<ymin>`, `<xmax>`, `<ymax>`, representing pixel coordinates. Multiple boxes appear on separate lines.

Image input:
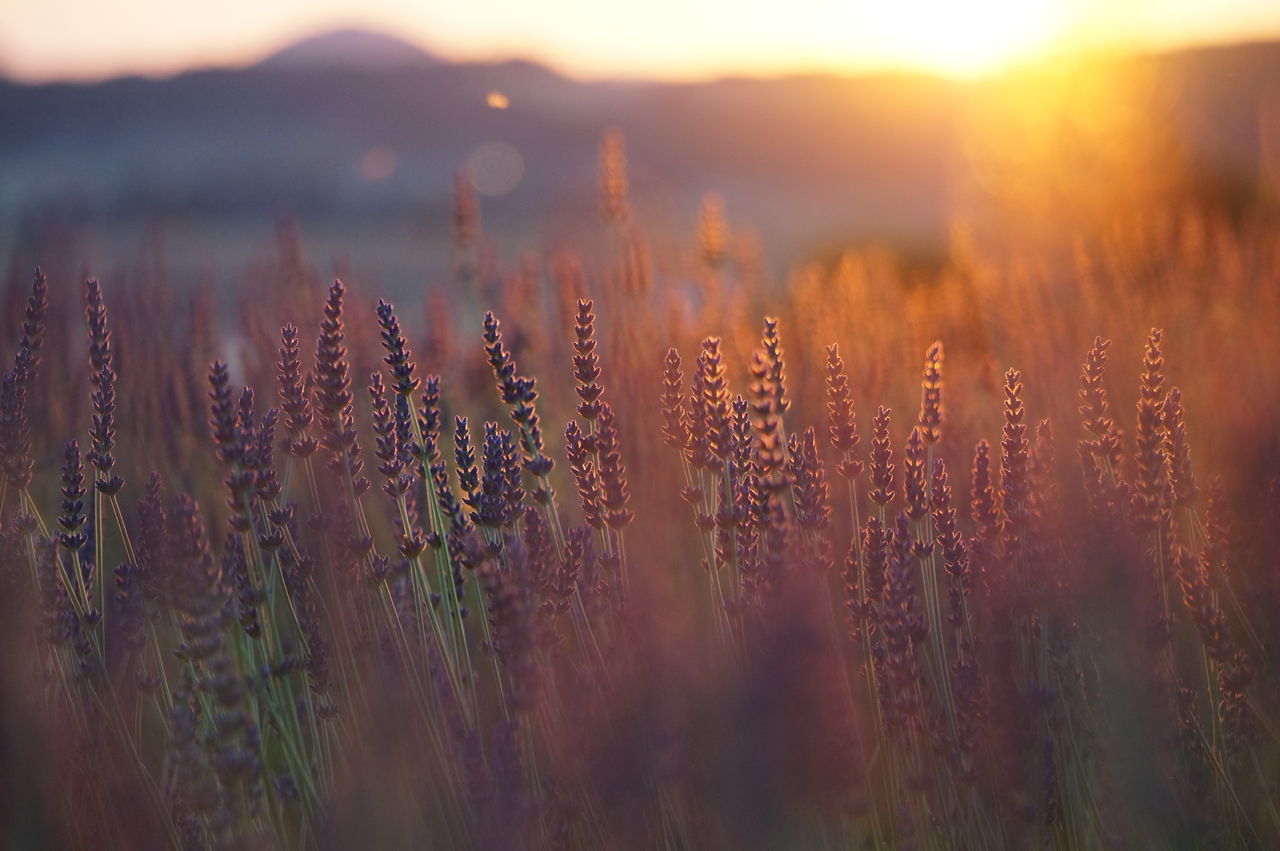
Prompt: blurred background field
<box><xmin>1</xmin><ymin>24</ymin><xmax>1279</xmax><ymax>293</ymax></box>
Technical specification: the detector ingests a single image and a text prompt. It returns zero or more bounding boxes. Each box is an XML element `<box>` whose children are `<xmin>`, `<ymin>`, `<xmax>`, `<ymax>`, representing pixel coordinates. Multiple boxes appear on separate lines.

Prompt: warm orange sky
<box><xmin>1</xmin><ymin>0</ymin><xmax>1278</xmax><ymax>82</ymax></box>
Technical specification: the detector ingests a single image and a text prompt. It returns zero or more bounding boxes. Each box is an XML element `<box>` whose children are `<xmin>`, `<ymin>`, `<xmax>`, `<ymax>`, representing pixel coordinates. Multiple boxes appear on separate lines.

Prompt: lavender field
<box><xmin>4</xmin><ymin>2</ymin><xmax>1280</xmax><ymax>841</ymax></box>
<box><xmin>2</xmin><ymin>125</ymin><xmax>1280</xmax><ymax>848</ymax></box>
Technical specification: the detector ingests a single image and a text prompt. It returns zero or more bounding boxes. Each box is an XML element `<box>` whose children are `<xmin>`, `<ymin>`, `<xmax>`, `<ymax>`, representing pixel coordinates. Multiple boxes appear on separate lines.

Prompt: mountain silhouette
<box><xmin>254</xmin><ymin>27</ymin><xmax>441</xmax><ymax>71</ymax></box>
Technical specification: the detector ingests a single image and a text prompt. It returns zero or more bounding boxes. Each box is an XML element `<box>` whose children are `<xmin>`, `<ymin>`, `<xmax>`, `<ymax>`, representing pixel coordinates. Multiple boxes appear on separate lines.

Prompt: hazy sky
<box><xmin>2</xmin><ymin>0</ymin><xmax>1278</xmax><ymax>82</ymax></box>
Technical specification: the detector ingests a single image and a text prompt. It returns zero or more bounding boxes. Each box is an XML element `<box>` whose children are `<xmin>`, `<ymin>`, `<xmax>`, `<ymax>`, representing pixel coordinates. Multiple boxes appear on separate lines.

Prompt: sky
<box><xmin>1</xmin><ymin>0</ymin><xmax>1278</xmax><ymax>83</ymax></box>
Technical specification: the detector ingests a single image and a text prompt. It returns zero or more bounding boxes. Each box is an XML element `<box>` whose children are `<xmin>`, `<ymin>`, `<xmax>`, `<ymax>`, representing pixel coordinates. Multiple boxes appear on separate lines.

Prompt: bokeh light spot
<box><xmin>359</xmin><ymin>146</ymin><xmax>397</xmax><ymax>182</ymax></box>
<box><xmin>466</xmin><ymin>141</ymin><xmax>523</xmax><ymax>196</ymax></box>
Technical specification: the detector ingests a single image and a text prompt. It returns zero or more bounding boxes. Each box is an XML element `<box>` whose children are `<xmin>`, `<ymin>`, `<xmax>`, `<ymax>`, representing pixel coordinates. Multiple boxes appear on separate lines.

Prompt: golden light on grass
<box><xmin>486</xmin><ymin>90</ymin><xmax>510</xmax><ymax>109</ymax></box>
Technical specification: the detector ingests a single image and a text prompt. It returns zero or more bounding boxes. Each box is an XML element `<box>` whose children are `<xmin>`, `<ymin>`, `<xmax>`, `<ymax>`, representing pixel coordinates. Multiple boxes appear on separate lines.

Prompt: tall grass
<box><xmin>1</xmin><ymin>138</ymin><xmax>1279</xmax><ymax>850</ymax></box>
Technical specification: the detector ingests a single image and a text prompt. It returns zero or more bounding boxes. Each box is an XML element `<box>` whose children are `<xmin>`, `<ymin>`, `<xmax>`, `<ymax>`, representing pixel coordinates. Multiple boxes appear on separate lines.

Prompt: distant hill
<box><xmin>254</xmin><ymin>28</ymin><xmax>441</xmax><ymax>72</ymax></box>
<box><xmin>0</xmin><ymin>32</ymin><xmax>1277</xmax><ymax>284</ymax></box>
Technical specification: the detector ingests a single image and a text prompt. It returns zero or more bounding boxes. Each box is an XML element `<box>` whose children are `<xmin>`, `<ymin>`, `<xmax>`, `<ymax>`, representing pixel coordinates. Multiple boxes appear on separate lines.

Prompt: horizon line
<box><xmin>3</xmin><ymin>22</ymin><xmax>1279</xmax><ymax>88</ymax></box>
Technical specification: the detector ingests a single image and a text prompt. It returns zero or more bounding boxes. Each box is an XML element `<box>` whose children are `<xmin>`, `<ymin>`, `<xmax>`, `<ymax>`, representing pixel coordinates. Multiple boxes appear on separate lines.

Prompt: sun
<box><xmin>854</xmin><ymin>0</ymin><xmax>1069</xmax><ymax>76</ymax></box>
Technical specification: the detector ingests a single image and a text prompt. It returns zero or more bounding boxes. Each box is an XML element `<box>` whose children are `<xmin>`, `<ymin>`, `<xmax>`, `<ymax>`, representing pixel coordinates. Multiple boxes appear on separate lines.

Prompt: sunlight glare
<box><xmin>850</xmin><ymin>0</ymin><xmax>1068</xmax><ymax>76</ymax></box>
